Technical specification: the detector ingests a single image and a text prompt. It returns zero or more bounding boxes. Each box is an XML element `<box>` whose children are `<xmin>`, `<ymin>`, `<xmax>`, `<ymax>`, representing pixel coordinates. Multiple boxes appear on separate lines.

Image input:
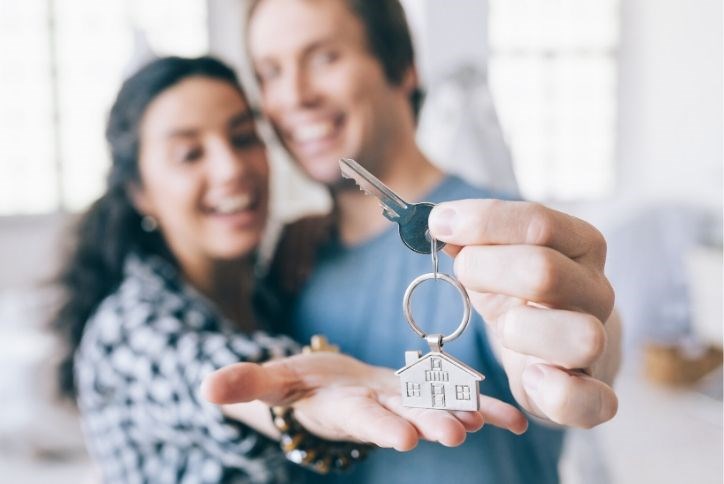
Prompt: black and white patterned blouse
<box><xmin>75</xmin><ymin>253</ymin><xmax>301</xmax><ymax>483</ymax></box>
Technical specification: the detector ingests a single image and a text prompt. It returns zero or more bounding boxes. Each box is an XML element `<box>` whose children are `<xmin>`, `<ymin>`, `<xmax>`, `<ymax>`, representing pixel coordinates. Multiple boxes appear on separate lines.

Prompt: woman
<box><xmin>52</xmin><ymin>56</ymin><xmax>521</xmax><ymax>483</ymax></box>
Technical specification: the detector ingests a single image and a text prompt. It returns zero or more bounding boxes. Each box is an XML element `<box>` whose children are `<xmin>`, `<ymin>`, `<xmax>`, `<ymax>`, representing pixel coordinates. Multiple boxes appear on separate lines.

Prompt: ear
<box><xmin>400</xmin><ymin>65</ymin><xmax>420</xmax><ymax>96</ymax></box>
<box><xmin>127</xmin><ymin>182</ymin><xmax>154</xmax><ymax>218</ymax></box>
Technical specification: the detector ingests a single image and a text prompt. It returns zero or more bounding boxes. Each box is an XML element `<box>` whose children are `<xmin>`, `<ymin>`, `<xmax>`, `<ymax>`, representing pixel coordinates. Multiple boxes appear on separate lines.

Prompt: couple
<box><xmin>54</xmin><ymin>0</ymin><xmax>621</xmax><ymax>483</ymax></box>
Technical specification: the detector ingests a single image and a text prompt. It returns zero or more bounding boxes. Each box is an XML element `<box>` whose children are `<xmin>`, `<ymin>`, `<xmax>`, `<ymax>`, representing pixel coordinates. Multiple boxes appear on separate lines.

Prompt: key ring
<box><xmin>402</xmin><ymin>272</ymin><xmax>471</xmax><ymax>345</ymax></box>
<box><xmin>430</xmin><ymin>235</ymin><xmax>439</xmax><ymax>279</ymax></box>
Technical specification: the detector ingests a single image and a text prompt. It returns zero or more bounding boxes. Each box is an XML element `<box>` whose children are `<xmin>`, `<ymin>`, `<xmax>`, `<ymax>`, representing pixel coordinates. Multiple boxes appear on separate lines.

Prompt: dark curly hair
<box><xmin>51</xmin><ymin>56</ymin><xmax>245</xmax><ymax>399</ymax></box>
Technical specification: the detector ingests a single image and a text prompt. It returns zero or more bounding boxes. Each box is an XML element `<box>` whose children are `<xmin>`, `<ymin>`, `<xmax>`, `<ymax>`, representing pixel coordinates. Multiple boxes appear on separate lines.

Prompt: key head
<box><xmin>399</xmin><ymin>203</ymin><xmax>446</xmax><ymax>254</ymax></box>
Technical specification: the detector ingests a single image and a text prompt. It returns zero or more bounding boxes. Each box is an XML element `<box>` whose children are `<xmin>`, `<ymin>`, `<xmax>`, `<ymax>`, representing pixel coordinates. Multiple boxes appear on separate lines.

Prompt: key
<box><xmin>339</xmin><ymin>158</ymin><xmax>445</xmax><ymax>254</ymax></box>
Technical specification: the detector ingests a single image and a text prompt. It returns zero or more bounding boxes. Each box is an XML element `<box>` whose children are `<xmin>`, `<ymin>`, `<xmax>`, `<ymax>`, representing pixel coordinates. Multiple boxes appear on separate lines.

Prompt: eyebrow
<box><xmin>228</xmin><ymin>109</ymin><xmax>257</xmax><ymax>129</ymax></box>
<box><xmin>255</xmin><ymin>36</ymin><xmax>339</xmax><ymax>67</ymax></box>
<box><xmin>165</xmin><ymin>128</ymin><xmax>198</xmax><ymax>140</ymax></box>
<box><xmin>302</xmin><ymin>37</ymin><xmax>341</xmax><ymax>57</ymax></box>
<box><xmin>164</xmin><ymin>109</ymin><xmax>257</xmax><ymax>139</ymax></box>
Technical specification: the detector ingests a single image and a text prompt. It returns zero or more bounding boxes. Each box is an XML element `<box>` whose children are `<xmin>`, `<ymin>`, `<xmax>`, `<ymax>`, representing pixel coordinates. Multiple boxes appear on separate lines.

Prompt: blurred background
<box><xmin>0</xmin><ymin>0</ymin><xmax>721</xmax><ymax>482</ymax></box>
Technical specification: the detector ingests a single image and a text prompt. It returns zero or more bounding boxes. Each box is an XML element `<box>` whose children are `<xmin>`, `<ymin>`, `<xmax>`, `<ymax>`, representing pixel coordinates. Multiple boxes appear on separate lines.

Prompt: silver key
<box><xmin>339</xmin><ymin>158</ymin><xmax>445</xmax><ymax>254</ymax></box>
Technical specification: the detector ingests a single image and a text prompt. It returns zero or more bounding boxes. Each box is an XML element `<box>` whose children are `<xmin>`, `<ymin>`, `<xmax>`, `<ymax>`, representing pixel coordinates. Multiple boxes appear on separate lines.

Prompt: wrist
<box><xmin>269</xmin><ymin>335</ymin><xmax>375</xmax><ymax>474</ymax></box>
<box><xmin>270</xmin><ymin>404</ymin><xmax>372</xmax><ymax>473</ymax></box>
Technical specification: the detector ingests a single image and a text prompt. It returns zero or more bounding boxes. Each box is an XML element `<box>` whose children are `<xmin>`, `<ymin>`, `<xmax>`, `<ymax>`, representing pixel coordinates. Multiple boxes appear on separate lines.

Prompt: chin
<box><xmin>298</xmin><ymin>157</ymin><xmax>346</xmax><ymax>186</ymax></box>
<box><xmin>212</xmin><ymin>236</ymin><xmax>262</xmax><ymax>261</ymax></box>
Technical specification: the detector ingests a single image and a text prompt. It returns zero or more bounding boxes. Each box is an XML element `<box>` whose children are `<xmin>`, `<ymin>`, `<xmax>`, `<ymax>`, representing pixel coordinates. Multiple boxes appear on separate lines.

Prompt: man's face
<box><xmin>248</xmin><ymin>0</ymin><xmax>414</xmax><ymax>185</ymax></box>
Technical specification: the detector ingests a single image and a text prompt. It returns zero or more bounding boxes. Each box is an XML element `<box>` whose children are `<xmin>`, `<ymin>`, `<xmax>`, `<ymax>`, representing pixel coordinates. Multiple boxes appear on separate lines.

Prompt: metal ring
<box><xmin>402</xmin><ymin>272</ymin><xmax>471</xmax><ymax>344</ymax></box>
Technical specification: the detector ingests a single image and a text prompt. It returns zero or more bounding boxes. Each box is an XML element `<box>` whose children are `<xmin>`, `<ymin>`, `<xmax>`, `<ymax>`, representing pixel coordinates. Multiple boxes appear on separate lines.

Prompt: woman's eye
<box><xmin>232</xmin><ymin>133</ymin><xmax>262</xmax><ymax>149</ymax></box>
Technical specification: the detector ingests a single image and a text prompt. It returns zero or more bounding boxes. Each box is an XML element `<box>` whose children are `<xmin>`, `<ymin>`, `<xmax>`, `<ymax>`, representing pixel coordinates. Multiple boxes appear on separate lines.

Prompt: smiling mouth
<box><xmin>205</xmin><ymin>193</ymin><xmax>259</xmax><ymax>216</ymax></box>
<box><xmin>286</xmin><ymin>115</ymin><xmax>344</xmax><ymax>147</ymax></box>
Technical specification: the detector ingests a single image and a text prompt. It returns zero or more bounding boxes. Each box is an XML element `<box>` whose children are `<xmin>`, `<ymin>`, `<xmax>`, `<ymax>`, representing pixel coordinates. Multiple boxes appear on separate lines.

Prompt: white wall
<box><xmin>0</xmin><ymin>214</ymin><xmax>67</xmax><ymax>291</ymax></box>
<box><xmin>401</xmin><ymin>0</ymin><xmax>488</xmax><ymax>85</ymax></box>
<box><xmin>616</xmin><ymin>0</ymin><xmax>722</xmax><ymax>214</ymax></box>
<box><xmin>207</xmin><ymin>0</ymin><xmax>247</xmax><ymax>73</ymax></box>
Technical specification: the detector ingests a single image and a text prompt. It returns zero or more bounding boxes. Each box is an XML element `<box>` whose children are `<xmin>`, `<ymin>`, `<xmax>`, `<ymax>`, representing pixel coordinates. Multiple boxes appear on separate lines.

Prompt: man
<box><xmin>209</xmin><ymin>0</ymin><xmax>621</xmax><ymax>482</ymax></box>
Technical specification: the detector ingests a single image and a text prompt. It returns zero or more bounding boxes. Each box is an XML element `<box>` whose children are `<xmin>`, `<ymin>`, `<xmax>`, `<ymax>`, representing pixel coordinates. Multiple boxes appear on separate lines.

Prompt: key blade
<box><xmin>339</xmin><ymin>158</ymin><xmax>409</xmax><ymax>221</ymax></box>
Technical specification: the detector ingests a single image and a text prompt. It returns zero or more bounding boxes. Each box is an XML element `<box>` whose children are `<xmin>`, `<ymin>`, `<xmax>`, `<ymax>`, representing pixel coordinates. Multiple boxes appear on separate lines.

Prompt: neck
<box><xmin>177</xmin><ymin>254</ymin><xmax>257</xmax><ymax>331</ymax></box>
<box><xmin>335</xmin><ymin>143</ymin><xmax>443</xmax><ymax>246</ymax></box>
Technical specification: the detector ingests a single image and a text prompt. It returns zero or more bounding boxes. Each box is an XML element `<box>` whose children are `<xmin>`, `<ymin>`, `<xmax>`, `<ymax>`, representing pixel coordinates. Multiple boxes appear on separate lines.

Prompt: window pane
<box><xmin>490</xmin><ymin>55</ymin><xmax>616</xmax><ymax>199</ymax></box>
<box><xmin>57</xmin><ymin>0</ymin><xmax>208</xmax><ymax>212</ymax></box>
<box><xmin>489</xmin><ymin>0</ymin><xmax>619</xmax><ymax>52</ymax></box>
<box><xmin>0</xmin><ymin>0</ymin><xmax>58</xmax><ymax>215</ymax></box>
<box><xmin>0</xmin><ymin>0</ymin><xmax>209</xmax><ymax>215</ymax></box>
<box><xmin>129</xmin><ymin>0</ymin><xmax>208</xmax><ymax>57</ymax></box>
<box><xmin>489</xmin><ymin>0</ymin><xmax>619</xmax><ymax>201</ymax></box>
<box><xmin>55</xmin><ymin>0</ymin><xmax>132</xmax><ymax>211</ymax></box>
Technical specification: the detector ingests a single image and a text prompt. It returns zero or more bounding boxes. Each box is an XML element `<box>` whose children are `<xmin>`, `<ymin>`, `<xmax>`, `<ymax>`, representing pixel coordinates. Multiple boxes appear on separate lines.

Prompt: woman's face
<box><xmin>134</xmin><ymin>76</ymin><xmax>269</xmax><ymax>265</ymax></box>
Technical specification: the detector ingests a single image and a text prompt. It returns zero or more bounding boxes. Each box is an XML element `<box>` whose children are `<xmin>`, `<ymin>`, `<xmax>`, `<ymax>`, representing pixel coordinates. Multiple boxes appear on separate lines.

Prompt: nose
<box><xmin>207</xmin><ymin>138</ymin><xmax>248</xmax><ymax>185</ymax></box>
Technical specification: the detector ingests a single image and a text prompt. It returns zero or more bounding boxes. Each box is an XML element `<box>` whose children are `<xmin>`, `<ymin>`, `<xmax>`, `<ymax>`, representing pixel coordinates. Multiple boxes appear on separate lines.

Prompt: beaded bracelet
<box><xmin>269</xmin><ymin>335</ymin><xmax>374</xmax><ymax>473</ymax></box>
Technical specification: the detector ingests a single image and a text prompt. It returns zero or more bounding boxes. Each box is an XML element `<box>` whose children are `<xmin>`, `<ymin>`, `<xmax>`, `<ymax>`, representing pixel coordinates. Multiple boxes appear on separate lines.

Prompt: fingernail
<box><xmin>515</xmin><ymin>419</ymin><xmax>530</xmax><ymax>436</ymax></box>
<box><xmin>522</xmin><ymin>365</ymin><xmax>544</xmax><ymax>396</ymax></box>
<box><xmin>429</xmin><ymin>206</ymin><xmax>455</xmax><ymax>237</ymax></box>
<box><xmin>199</xmin><ymin>378</ymin><xmax>212</xmax><ymax>401</ymax></box>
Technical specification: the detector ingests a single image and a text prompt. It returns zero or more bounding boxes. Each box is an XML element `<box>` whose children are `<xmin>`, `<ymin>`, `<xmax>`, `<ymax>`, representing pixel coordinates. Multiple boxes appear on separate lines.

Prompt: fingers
<box><xmin>499</xmin><ymin>306</ymin><xmax>607</xmax><ymax>369</ymax></box>
<box><xmin>295</xmin><ymin>387</ymin><xmax>421</xmax><ymax>451</ymax></box>
<box><xmin>429</xmin><ymin>199</ymin><xmax>607</xmax><ymax>269</ymax></box>
<box><xmin>522</xmin><ymin>364</ymin><xmax>618</xmax><ymax>428</ymax></box>
<box><xmin>347</xmin><ymin>399</ymin><xmax>420</xmax><ymax>451</ymax></box>
<box><xmin>200</xmin><ymin>360</ymin><xmax>303</xmax><ymax>406</ymax></box>
<box><xmin>449</xmin><ymin>410</ymin><xmax>485</xmax><ymax>432</ymax></box>
<box><xmin>379</xmin><ymin>391</ymin><xmax>527</xmax><ymax>444</ymax></box>
<box><xmin>427</xmin><ymin>199</ymin><xmax>619</xmax><ymax>430</ymax></box>
<box><xmin>454</xmin><ymin>245</ymin><xmax>615</xmax><ymax>322</ymax></box>
<box><xmin>202</xmin><ymin>352</ymin><xmax>375</xmax><ymax>406</ymax></box>
<box><xmin>377</xmin><ymin>393</ymin><xmax>469</xmax><ymax>447</ymax></box>
<box><xmin>476</xmin><ymin>394</ymin><xmax>529</xmax><ymax>435</ymax></box>
<box><xmin>407</xmin><ymin>409</ymin><xmax>469</xmax><ymax>447</ymax></box>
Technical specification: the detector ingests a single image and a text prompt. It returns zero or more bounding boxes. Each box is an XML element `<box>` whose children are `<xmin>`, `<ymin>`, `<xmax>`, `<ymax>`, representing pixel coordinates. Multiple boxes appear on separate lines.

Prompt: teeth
<box><xmin>214</xmin><ymin>194</ymin><xmax>252</xmax><ymax>214</ymax></box>
<box><xmin>292</xmin><ymin>122</ymin><xmax>334</xmax><ymax>142</ymax></box>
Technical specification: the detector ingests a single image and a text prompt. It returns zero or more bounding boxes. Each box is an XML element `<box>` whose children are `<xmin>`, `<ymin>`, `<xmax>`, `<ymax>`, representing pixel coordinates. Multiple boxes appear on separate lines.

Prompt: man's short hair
<box><xmin>342</xmin><ymin>0</ymin><xmax>423</xmax><ymax>118</ymax></box>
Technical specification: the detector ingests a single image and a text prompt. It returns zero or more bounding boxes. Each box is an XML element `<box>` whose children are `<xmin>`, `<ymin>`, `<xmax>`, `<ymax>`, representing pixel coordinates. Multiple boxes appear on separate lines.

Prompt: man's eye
<box><xmin>180</xmin><ymin>147</ymin><xmax>203</xmax><ymax>163</ymax></box>
<box><xmin>310</xmin><ymin>50</ymin><xmax>338</xmax><ymax>67</ymax></box>
<box><xmin>256</xmin><ymin>64</ymin><xmax>280</xmax><ymax>83</ymax></box>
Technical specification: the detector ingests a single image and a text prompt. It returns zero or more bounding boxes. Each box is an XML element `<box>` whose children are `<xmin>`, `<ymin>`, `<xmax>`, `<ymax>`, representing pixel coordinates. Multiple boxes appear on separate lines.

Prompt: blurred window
<box><xmin>488</xmin><ymin>0</ymin><xmax>619</xmax><ymax>201</ymax></box>
<box><xmin>0</xmin><ymin>0</ymin><xmax>207</xmax><ymax>216</ymax></box>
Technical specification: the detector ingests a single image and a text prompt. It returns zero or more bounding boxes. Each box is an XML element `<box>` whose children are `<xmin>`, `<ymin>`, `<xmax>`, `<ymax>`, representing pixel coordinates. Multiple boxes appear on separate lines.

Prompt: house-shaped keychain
<box><xmin>396</xmin><ymin>349</ymin><xmax>484</xmax><ymax>411</ymax></box>
<box><xmin>396</xmin><ymin>264</ymin><xmax>483</xmax><ymax>411</ymax></box>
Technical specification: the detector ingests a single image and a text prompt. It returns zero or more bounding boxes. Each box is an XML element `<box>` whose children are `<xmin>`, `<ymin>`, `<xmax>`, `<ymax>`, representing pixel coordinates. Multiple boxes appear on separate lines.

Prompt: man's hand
<box><xmin>201</xmin><ymin>352</ymin><xmax>528</xmax><ymax>451</ymax></box>
<box><xmin>429</xmin><ymin>199</ymin><xmax>621</xmax><ymax>429</ymax></box>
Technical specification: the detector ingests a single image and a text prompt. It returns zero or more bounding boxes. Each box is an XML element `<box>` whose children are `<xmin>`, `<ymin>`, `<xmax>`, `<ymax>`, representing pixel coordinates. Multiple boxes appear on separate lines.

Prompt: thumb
<box><xmin>200</xmin><ymin>360</ymin><xmax>304</xmax><ymax>406</ymax></box>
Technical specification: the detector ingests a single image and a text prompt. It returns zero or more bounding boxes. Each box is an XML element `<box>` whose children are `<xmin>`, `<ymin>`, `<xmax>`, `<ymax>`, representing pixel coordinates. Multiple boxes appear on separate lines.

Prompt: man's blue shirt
<box><xmin>280</xmin><ymin>175</ymin><xmax>564</xmax><ymax>484</ymax></box>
